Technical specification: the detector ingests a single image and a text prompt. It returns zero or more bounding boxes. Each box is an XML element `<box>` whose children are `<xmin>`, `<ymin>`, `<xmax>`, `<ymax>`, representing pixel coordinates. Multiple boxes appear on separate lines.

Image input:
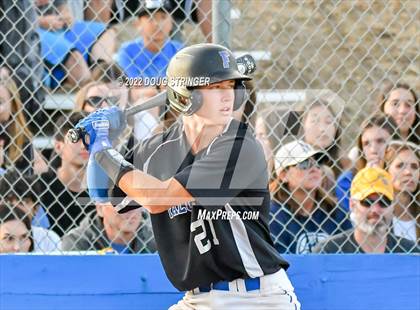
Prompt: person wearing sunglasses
<box><xmin>270</xmin><ymin>140</ymin><xmax>351</xmax><ymax>254</ymax></box>
<box><xmin>74</xmin><ymin>81</ymin><xmax>159</xmax><ymax>142</ymax></box>
<box><xmin>314</xmin><ymin>167</ymin><xmax>419</xmax><ymax>253</ymax></box>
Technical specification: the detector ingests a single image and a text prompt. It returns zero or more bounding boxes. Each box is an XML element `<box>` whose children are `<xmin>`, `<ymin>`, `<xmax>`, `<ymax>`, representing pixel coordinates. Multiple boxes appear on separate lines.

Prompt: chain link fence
<box><xmin>0</xmin><ymin>0</ymin><xmax>418</xmax><ymax>255</ymax></box>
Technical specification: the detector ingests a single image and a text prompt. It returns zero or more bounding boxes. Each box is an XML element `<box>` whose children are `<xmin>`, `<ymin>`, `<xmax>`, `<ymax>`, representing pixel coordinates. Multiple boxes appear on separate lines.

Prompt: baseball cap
<box><xmin>137</xmin><ymin>0</ymin><xmax>172</xmax><ymax>17</ymax></box>
<box><xmin>274</xmin><ymin>140</ymin><xmax>324</xmax><ymax>171</ymax></box>
<box><xmin>351</xmin><ymin>167</ymin><xmax>394</xmax><ymax>201</ymax></box>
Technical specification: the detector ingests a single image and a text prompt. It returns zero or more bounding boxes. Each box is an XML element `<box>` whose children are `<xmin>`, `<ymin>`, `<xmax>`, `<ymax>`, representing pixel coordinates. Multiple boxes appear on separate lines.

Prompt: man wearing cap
<box><xmin>314</xmin><ymin>167</ymin><xmax>419</xmax><ymax>253</ymax></box>
<box><xmin>117</xmin><ymin>0</ymin><xmax>183</xmax><ymax>80</ymax></box>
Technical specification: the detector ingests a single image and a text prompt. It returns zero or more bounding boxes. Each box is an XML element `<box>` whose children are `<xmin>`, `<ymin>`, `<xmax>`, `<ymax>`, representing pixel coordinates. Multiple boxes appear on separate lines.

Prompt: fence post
<box><xmin>212</xmin><ymin>0</ymin><xmax>231</xmax><ymax>48</ymax></box>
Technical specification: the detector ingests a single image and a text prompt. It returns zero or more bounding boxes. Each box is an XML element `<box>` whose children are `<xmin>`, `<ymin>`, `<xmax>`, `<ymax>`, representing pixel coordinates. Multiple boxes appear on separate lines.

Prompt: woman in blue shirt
<box><xmin>270</xmin><ymin>140</ymin><xmax>351</xmax><ymax>254</ymax></box>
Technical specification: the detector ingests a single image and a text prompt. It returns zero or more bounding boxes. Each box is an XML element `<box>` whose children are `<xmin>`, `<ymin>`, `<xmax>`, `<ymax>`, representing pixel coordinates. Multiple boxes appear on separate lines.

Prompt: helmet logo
<box><xmin>218</xmin><ymin>51</ymin><xmax>230</xmax><ymax>69</ymax></box>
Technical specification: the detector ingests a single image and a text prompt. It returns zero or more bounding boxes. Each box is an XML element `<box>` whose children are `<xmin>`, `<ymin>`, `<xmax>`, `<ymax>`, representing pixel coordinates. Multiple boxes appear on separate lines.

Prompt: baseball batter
<box><xmin>77</xmin><ymin>43</ymin><xmax>301</xmax><ymax>309</ymax></box>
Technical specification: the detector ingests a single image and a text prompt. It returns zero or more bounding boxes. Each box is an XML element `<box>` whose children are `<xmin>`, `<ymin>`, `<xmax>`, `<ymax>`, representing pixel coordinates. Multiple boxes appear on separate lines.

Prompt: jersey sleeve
<box><xmin>173</xmin><ymin>131</ymin><xmax>268</xmax><ymax>208</ymax></box>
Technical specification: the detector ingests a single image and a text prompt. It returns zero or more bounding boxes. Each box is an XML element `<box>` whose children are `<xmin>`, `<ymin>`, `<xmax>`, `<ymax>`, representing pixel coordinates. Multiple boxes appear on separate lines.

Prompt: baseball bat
<box><xmin>67</xmin><ymin>54</ymin><xmax>257</xmax><ymax>143</ymax></box>
<box><xmin>67</xmin><ymin>90</ymin><xmax>167</xmax><ymax>143</ymax></box>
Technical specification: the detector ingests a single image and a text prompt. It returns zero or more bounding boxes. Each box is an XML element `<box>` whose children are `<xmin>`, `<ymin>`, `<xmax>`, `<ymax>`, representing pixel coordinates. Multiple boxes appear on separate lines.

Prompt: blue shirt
<box><xmin>335</xmin><ymin>170</ymin><xmax>354</xmax><ymax>211</ymax></box>
<box><xmin>117</xmin><ymin>39</ymin><xmax>183</xmax><ymax>79</ymax></box>
<box><xmin>270</xmin><ymin>200</ymin><xmax>352</xmax><ymax>254</ymax></box>
<box><xmin>110</xmin><ymin>242</ymin><xmax>132</xmax><ymax>254</ymax></box>
<box><xmin>32</xmin><ymin>206</ymin><xmax>51</xmax><ymax>229</ymax></box>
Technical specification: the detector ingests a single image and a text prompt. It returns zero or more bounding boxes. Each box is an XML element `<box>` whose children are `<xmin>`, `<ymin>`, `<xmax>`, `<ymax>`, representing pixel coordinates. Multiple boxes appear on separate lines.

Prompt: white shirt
<box><xmin>32</xmin><ymin>226</ymin><xmax>62</xmax><ymax>253</ymax></box>
<box><xmin>392</xmin><ymin>217</ymin><xmax>416</xmax><ymax>242</ymax></box>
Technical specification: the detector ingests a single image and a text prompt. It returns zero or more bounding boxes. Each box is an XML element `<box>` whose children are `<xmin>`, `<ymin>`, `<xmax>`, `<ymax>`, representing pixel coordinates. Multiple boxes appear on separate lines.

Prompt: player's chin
<box><xmin>213</xmin><ymin>113</ymin><xmax>233</xmax><ymax>125</ymax></box>
<box><xmin>202</xmin><ymin>118</ymin><xmax>227</xmax><ymax>127</ymax></box>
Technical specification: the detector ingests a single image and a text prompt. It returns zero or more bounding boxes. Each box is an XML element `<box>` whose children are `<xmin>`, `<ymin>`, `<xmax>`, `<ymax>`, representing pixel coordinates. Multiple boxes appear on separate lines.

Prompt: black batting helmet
<box><xmin>166</xmin><ymin>43</ymin><xmax>252</xmax><ymax>115</ymax></box>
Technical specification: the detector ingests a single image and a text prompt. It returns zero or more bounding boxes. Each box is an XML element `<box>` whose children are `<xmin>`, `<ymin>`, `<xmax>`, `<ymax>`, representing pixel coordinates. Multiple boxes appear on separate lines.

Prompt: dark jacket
<box><xmin>313</xmin><ymin>229</ymin><xmax>420</xmax><ymax>254</ymax></box>
<box><xmin>61</xmin><ymin>210</ymin><xmax>156</xmax><ymax>253</ymax></box>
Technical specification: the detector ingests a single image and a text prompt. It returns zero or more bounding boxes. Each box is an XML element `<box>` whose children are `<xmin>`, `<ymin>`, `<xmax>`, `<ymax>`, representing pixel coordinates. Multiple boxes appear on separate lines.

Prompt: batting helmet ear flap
<box><xmin>188</xmin><ymin>88</ymin><xmax>204</xmax><ymax>115</ymax></box>
<box><xmin>233</xmin><ymin>81</ymin><xmax>247</xmax><ymax>111</ymax></box>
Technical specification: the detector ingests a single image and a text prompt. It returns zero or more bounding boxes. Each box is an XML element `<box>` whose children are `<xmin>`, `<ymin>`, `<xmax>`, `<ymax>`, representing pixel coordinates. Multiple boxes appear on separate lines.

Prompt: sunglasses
<box><xmin>83</xmin><ymin>96</ymin><xmax>119</xmax><ymax>109</ymax></box>
<box><xmin>359</xmin><ymin>196</ymin><xmax>391</xmax><ymax>209</ymax></box>
<box><xmin>293</xmin><ymin>157</ymin><xmax>320</xmax><ymax>170</ymax></box>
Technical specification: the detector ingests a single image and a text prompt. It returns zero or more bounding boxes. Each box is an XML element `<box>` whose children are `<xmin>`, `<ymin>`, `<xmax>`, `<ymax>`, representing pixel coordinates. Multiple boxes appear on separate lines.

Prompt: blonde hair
<box><xmin>0</xmin><ymin>77</ymin><xmax>32</xmax><ymax>163</ymax></box>
<box><xmin>73</xmin><ymin>81</ymin><xmax>107</xmax><ymax>112</ymax></box>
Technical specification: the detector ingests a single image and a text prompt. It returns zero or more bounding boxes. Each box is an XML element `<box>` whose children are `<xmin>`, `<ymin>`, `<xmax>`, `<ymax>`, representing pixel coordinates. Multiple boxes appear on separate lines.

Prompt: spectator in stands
<box><xmin>36</xmin><ymin>0</ymin><xmax>117</xmax><ymax>89</ymax></box>
<box><xmin>254</xmin><ymin>113</ymin><xmax>275</xmax><ymax>180</ymax></box>
<box><xmin>256</xmin><ymin>107</ymin><xmax>304</xmax><ymax>188</ymax></box>
<box><xmin>301</xmin><ymin>99</ymin><xmax>343</xmax><ymax>193</ymax></box>
<box><xmin>101</xmin><ymin>0</ymin><xmax>212</xmax><ymax>43</ymax></box>
<box><xmin>0</xmin><ymin>0</ymin><xmax>47</xmax><ymax>132</ymax></box>
<box><xmin>0</xmin><ymin>204</ymin><xmax>33</xmax><ymax>253</ymax></box>
<box><xmin>168</xmin><ymin>0</ymin><xmax>212</xmax><ymax>42</ymax></box>
<box><xmin>117</xmin><ymin>0</ymin><xmax>183</xmax><ymax>80</ymax></box>
<box><xmin>314</xmin><ymin>167</ymin><xmax>419</xmax><ymax>253</ymax></box>
<box><xmin>270</xmin><ymin>140</ymin><xmax>351</xmax><ymax>254</ymax></box>
<box><xmin>83</xmin><ymin>0</ymin><xmax>114</xmax><ymax>23</ymax></box>
<box><xmin>74</xmin><ymin>81</ymin><xmax>124</xmax><ymax>113</ymax></box>
<box><xmin>74</xmin><ymin>81</ymin><xmax>158</xmax><ymax>146</ymax></box>
<box><xmin>0</xmin><ymin>77</ymin><xmax>47</xmax><ymax>175</ymax></box>
<box><xmin>0</xmin><ymin>171</ymin><xmax>61</xmax><ymax>252</ymax></box>
<box><xmin>336</xmin><ymin>115</ymin><xmax>398</xmax><ymax>211</ymax></box>
<box><xmin>377</xmin><ymin>80</ymin><xmax>419</xmax><ymax>144</ymax></box>
<box><xmin>0</xmin><ymin>170</ymin><xmax>48</xmax><ymax>228</ymax></box>
<box><xmin>384</xmin><ymin>141</ymin><xmax>419</xmax><ymax>243</ymax></box>
<box><xmin>61</xmin><ymin>198</ymin><xmax>156</xmax><ymax>253</ymax></box>
<box><xmin>39</xmin><ymin>112</ymin><xmax>94</xmax><ymax>237</ymax></box>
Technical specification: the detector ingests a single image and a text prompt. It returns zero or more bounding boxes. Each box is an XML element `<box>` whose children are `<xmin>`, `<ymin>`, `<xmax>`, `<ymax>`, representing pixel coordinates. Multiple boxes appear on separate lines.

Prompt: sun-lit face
<box><xmin>55</xmin><ymin>135</ymin><xmax>89</xmax><ymax>168</ymax></box>
<box><xmin>281</xmin><ymin>157</ymin><xmax>322</xmax><ymax>193</ymax></box>
<box><xmin>388</xmin><ymin>149</ymin><xmax>419</xmax><ymax>193</ymax></box>
<box><xmin>303</xmin><ymin>105</ymin><xmax>337</xmax><ymax>149</ymax></box>
<box><xmin>0</xmin><ymin>220</ymin><xmax>31</xmax><ymax>253</ymax></box>
<box><xmin>383</xmin><ymin>88</ymin><xmax>416</xmax><ymax>137</ymax></box>
<box><xmin>350</xmin><ymin>194</ymin><xmax>393</xmax><ymax>236</ymax></box>
<box><xmin>138</xmin><ymin>11</ymin><xmax>172</xmax><ymax>48</ymax></box>
<box><xmin>361</xmin><ymin>126</ymin><xmax>391</xmax><ymax>167</ymax></box>
<box><xmin>83</xmin><ymin>84</ymin><xmax>112</xmax><ymax>112</ymax></box>
<box><xmin>194</xmin><ymin>80</ymin><xmax>235</xmax><ymax>126</ymax></box>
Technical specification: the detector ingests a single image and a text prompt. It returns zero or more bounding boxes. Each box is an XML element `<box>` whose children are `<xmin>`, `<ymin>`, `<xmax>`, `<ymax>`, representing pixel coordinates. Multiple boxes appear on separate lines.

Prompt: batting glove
<box><xmin>75</xmin><ymin>106</ymin><xmax>126</xmax><ymax>152</ymax></box>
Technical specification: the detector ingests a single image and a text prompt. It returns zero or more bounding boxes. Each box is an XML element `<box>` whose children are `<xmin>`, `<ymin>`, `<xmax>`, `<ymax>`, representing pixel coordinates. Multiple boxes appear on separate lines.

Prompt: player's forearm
<box><xmin>95</xmin><ymin>149</ymin><xmax>192</xmax><ymax>213</ymax></box>
<box><xmin>118</xmin><ymin>171</ymin><xmax>192</xmax><ymax>212</ymax></box>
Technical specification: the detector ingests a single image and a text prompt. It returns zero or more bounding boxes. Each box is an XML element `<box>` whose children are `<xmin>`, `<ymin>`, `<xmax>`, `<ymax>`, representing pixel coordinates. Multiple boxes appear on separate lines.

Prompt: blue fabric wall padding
<box><xmin>0</xmin><ymin>254</ymin><xmax>419</xmax><ymax>310</ymax></box>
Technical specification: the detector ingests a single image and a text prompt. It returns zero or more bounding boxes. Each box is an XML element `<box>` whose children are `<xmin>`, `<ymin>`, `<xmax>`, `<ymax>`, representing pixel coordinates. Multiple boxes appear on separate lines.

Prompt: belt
<box><xmin>195</xmin><ymin>277</ymin><xmax>261</xmax><ymax>293</ymax></box>
<box><xmin>192</xmin><ymin>269</ymin><xmax>293</xmax><ymax>294</ymax></box>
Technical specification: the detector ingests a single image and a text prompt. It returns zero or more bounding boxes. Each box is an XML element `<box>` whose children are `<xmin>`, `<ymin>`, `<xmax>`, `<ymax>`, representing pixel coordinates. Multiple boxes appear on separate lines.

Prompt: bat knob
<box><xmin>67</xmin><ymin>128</ymin><xmax>84</xmax><ymax>143</ymax></box>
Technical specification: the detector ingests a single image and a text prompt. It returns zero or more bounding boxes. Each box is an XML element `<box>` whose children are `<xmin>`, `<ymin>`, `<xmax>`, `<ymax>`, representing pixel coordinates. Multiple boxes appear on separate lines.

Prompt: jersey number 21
<box><xmin>191</xmin><ymin>219</ymin><xmax>220</xmax><ymax>254</ymax></box>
